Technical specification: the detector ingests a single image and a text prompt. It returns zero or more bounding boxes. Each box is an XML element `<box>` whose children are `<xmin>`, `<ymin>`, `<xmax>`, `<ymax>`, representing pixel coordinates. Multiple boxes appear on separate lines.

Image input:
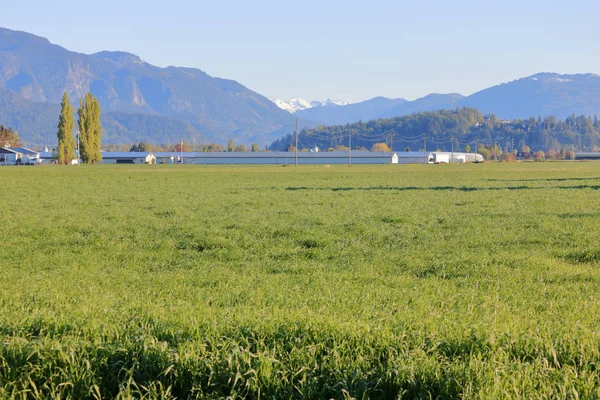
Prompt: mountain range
<box><xmin>1</xmin><ymin>26</ymin><xmax>600</xmax><ymax>146</ymax></box>
<box><xmin>272</xmin><ymin>98</ymin><xmax>352</xmax><ymax>113</ymax></box>
<box><xmin>0</xmin><ymin>27</ymin><xmax>296</xmax><ymax>145</ymax></box>
<box><xmin>283</xmin><ymin>73</ymin><xmax>600</xmax><ymax>127</ymax></box>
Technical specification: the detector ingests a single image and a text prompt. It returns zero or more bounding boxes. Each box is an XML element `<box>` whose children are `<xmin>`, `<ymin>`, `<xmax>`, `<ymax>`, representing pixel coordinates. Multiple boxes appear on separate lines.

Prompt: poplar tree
<box><xmin>78</xmin><ymin>98</ymin><xmax>89</xmax><ymax>163</ymax></box>
<box><xmin>77</xmin><ymin>93</ymin><xmax>103</xmax><ymax>164</ymax></box>
<box><xmin>56</xmin><ymin>92</ymin><xmax>75</xmax><ymax>165</ymax></box>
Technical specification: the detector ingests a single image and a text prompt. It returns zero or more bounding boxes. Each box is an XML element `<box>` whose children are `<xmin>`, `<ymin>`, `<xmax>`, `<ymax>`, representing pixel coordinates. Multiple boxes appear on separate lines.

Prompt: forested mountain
<box><xmin>270</xmin><ymin>108</ymin><xmax>600</xmax><ymax>153</ymax></box>
<box><xmin>0</xmin><ymin>27</ymin><xmax>296</xmax><ymax>145</ymax></box>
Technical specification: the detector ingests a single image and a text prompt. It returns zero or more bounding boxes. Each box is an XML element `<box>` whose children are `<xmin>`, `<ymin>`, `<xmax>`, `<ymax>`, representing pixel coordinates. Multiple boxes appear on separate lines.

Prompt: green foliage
<box><xmin>130</xmin><ymin>142</ymin><xmax>153</xmax><ymax>152</ymax></box>
<box><xmin>270</xmin><ymin>108</ymin><xmax>600</xmax><ymax>153</ymax></box>
<box><xmin>251</xmin><ymin>143</ymin><xmax>260</xmax><ymax>152</ymax></box>
<box><xmin>3</xmin><ymin>163</ymin><xmax>600</xmax><ymax>398</ymax></box>
<box><xmin>228</xmin><ymin>138</ymin><xmax>235</xmax><ymax>152</ymax></box>
<box><xmin>78</xmin><ymin>93</ymin><xmax>103</xmax><ymax>164</ymax></box>
<box><xmin>56</xmin><ymin>92</ymin><xmax>75</xmax><ymax>165</ymax></box>
<box><xmin>371</xmin><ymin>143</ymin><xmax>390</xmax><ymax>152</ymax></box>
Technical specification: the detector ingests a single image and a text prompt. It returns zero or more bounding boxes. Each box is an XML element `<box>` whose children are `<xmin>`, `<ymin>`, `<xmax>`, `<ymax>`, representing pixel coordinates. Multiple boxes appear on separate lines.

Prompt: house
<box><xmin>11</xmin><ymin>148</ymin><xmax>40</xmax><ymax>164</ymax></box>
<box><xmin>0</xmin><ymin>147</ymin><xmax>40</xmax><ymax>165</ymax></box>
<box><xmin>0</xmin><ymin>147</ymin><xmax>20</xmax><ymax>165</ymax></box>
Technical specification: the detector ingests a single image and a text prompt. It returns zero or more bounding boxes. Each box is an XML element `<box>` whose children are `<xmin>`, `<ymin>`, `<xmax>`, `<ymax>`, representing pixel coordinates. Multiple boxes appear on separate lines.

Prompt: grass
<box><xmin>1</xmin><ymin>162</ymin><xmax>600</xmax><ymax>399</ymax></box>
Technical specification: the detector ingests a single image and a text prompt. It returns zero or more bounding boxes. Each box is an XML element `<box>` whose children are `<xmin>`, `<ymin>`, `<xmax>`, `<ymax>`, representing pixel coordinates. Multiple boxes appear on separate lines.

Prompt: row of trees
<box><xmin>124</xmin><ymin>140</ymin><xmax>262</xmax><ymax>153</ymax></box>
<box><xmin>56</xmin><ymin>92</ymin><xmax>102</xmax><ymax>164</ymax></box>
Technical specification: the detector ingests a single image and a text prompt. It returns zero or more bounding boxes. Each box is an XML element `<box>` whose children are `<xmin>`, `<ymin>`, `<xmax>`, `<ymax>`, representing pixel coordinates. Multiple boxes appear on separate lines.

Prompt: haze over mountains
<box><xmin>1</xmin><ymin>26</ymin><xmax>600</xmax><ymax>146</ymax></box>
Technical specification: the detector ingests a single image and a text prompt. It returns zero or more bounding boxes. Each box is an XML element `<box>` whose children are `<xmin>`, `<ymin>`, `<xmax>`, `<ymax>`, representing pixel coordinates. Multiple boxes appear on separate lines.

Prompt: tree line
<box><xmin>56</xmin><ymin>92</ymin><xmax>102</xmax><ymax>164</ymax></box>
<box><xmin>269</xmin><ymin>108</ymin><xmax>600</xmax><ymax>156</ymax></box>
<box><xmin>115</xmin><ymin>139</ymin><xmax>263</xmax><ymax>153</ymax></box>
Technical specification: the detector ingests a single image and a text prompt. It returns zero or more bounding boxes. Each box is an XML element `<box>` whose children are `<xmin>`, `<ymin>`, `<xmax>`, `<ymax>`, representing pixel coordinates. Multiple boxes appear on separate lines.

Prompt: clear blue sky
<box><xmin>2</xmin><ymin>0</ymin><xmax>599</xmax><ymax>102</ymax></box>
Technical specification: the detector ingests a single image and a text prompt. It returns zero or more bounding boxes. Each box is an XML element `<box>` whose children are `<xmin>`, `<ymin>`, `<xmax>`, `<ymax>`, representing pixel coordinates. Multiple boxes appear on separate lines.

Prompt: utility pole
<box><xmin>180</xmin><ymin>138</ymin><xmax>183</xmax><ymax>165</ymax></box>
<box><xmin>451</xmin><ymin>136</ymin><xmax>454</xmax><ymax>164</ymax></box>
<box><xmin>348</xmin><ymin>132</ymin><xmax>352</xmax><ymax>166</ymax></box>
<box><xmin>76</xmin><ymin>130</ymin><xmax>80</xmax><ymax>166</ymax></box>
<box><xmin>423</xmin><ymin>134</ymin><xmax>427</xmax><ymax>164</ymax></box>
<box><xmin>295</xmin><ymin>117</ymin><xmax>299</xmax><ymax>167</ymax></box>
<box><xmin>475</xmin><ymin>138</ymin><xmax>478</xmax><ymax>155</ymax></box>
<box><xmin>390</xmin><ymin>132</ymin><xmax>393</xmax><ymax>164</ymax></box>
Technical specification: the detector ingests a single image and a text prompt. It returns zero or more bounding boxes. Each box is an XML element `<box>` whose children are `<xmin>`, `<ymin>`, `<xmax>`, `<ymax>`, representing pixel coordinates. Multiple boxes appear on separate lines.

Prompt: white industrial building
<box><xmin>151</xmin><ymin>151</ymin><xmax>482</xmax><ymax>165</ymax></box>
<box><xmin>429</xmin><ymin>152</ymin><xmax>483</xmax><ymax>164</ymax></box>
<box><xmin>99</xmin><ymin>152</ymin><xmax>157</xmax><ymax>164</ymax></box>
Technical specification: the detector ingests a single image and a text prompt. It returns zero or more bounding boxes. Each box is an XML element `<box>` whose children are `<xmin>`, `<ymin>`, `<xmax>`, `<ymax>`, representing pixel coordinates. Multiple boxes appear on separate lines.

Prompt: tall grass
<box><xmin>1</xmin><ymin>163</ymin><xmax>600</xmax><ymax>398</ymax></box>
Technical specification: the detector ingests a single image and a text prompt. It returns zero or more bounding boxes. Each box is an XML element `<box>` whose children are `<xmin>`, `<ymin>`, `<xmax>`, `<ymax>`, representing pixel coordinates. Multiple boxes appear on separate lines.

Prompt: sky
<box><xmin>2</xmin><ymin>0</ymin><xmax>600</xmax><ymax>103</ymax></box>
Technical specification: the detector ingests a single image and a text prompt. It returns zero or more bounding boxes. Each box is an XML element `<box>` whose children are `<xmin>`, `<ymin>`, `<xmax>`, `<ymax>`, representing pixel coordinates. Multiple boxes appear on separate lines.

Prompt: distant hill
<box><xmin>270</xmin><ymin>107</ymin><xmax>600</xmax><ymax>153</ymax></box>
<box><xmin>458</xmin><ymin>73</ymin><xmax>600</xmax><ymax>119</ymax></box>
<box><xmin>0</xmin><ymin>27</ymin><xmax>296</xmax><ymax>145</ymax></box>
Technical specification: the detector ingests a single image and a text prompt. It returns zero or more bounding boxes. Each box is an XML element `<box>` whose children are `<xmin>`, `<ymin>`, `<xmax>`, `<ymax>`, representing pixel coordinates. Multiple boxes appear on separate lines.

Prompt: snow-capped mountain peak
<box><xmin>272</xmin><ymin>98</ymin><xmax>352</xmax><ymax>113</ymax></box>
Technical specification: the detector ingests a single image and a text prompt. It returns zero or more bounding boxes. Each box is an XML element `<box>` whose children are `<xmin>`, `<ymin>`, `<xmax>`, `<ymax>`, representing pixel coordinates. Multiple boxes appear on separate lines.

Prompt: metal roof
<box><xmin>152</xmin><ymin>151</ymin><xmax>481</xmax><ymax>159</ymax></box>
<box><xmin>155</xmin><ymin>151</ymin><xmax>405</xmax><ymax>159</ymax></box>
<box><xmin>10</xmin><ymin>147</ymin><xmax>39</xmax><ymax>155</ymax></box>
<box><xmin>100</xmin><ymin>152</ymin><xmax>154</xmax><ymax>158</ymax></box>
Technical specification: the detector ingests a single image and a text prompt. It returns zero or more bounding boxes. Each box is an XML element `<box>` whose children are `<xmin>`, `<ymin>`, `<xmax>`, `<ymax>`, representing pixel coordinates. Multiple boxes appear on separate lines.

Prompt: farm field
<box><xmin>1</xmin><ymin>162</ymin><xmax>600</xmax><ymax>399</ymax></box>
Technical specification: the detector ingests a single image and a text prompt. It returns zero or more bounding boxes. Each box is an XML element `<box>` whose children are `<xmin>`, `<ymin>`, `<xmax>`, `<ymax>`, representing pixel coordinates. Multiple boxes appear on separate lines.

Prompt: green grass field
<box><xmin>2</xmin><ymin>162</ymin><xmax>600</xmax><ymax>399</ymax></box>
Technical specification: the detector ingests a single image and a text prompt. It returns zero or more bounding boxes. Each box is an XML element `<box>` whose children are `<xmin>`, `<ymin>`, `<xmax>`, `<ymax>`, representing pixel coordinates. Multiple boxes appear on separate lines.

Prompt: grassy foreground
<box><xmin>1</xmin><ymin>162</ymin><xmax>600</xmax><ymax>399</ymax></box>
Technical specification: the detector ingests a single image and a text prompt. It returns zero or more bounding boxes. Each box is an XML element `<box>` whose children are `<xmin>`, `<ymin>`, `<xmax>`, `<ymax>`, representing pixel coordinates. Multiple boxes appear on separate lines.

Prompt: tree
<box><xmin>174</xmin><ymin>142</ymin><xmax>191</xmax><ymax>152</ymax></box>
<box><xmin>234</xmin><ymin>144</ymin><xmax>247</xmax><ymax>152</ymax></box>
<box><xmin>78</xmin><ymin>93</ymin><xmax>102</xmax><ymax>164</ymax></box>
<box><xmin>251</xmin><ymin>143</ymin><xmax>260</xmax><ymax>152</ymax></box>
<box><xmin>208</xmin><ymin>143</ymin><xmax>222</xmax><ymax>152</ymax></box>
<box><xmin>464</xmin><ymin>144</ymin><xmax>471</xmax><ymax>153</ymax></box>
<box><xmin>56</xmin><ymin>92</ymin><xmax>76</xmax><ymax>165</ymax></box>
<box><xmin>130</xmin><ymin>142</ymin><xmax>152</xmax><ymax>152</ymax></box>
<box><xmin>404</xmin><ymin>146</ymin><xmax>411</xmax><ymax>152</ymax></box>
<box><xmin>477</xmin><ymin>146</ymin><xmax>491</xmax><ymax>160</ymax></box>
<box><xmin>228</xmin><ymin>138</ymin><xmax>235</xmax><ymax>152</ymax></box>
<box><xmin>0</xmin><ymin>125</ymin><xmax>21</xmax><ymax>148</ymax></box>
<box><xmin>77</xmin><ymin>98</ymin><xmax>88</xmax><ymax>163</ymax></box>
<box><xmin>371</xmin><ymin>143</ymin><xmax>391</xmax><ymax>152</ymax></box>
